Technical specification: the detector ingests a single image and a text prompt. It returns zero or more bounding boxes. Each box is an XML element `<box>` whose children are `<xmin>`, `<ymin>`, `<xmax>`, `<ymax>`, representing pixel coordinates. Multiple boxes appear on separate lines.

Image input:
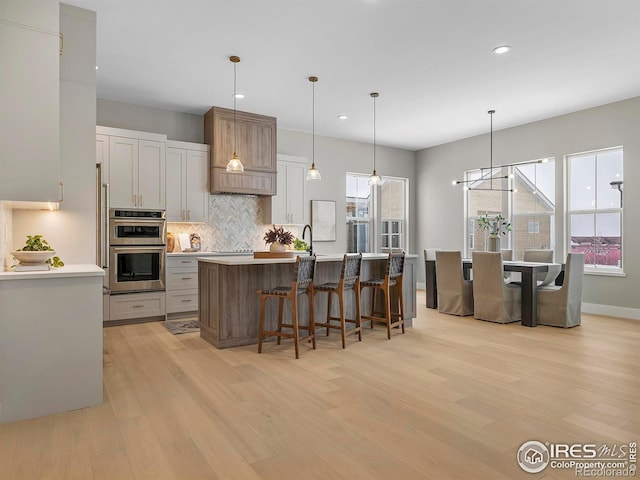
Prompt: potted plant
<box><xmin>12</xmin><ymin>234</ymin><xmax>65</xmax><ymax>268</ymax></box>
<box><xmin>477</xmin><ymin>214</ymin><xmax>511</xmax><ymax>252</ymax></box>
<box><xmin>263</xmin><ymin>225</ymin><xmax>294</xmax><ymax>253</ymax></box>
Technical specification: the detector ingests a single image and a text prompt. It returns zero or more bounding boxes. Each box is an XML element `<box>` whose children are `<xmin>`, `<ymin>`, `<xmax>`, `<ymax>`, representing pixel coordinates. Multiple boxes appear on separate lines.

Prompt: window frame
<box><xmin>565</xmin><ymin>146</ymin><xmax>624</xmax><ymax>275</ymax></box>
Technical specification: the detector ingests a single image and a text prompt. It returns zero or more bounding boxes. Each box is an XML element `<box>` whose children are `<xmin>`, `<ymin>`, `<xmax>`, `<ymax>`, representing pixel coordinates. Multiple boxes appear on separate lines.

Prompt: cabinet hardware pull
<box><xmin>59</xmin><ymin>33</ymin><xmax>64</xmax><ymax>55</ymax></box>
<box><xmin>182</xmin><ymin>210</ymin><xmax>185</xmax><ymax>221</ymax></box>
<box><xmin>140</xmin><ymin>195</ymin><xmax>143</xmax><ymax>207</ymax></box>
<box><xmin>133</xmin><ymin>195</ymin><xmax>137</xmax><ymax>207</ymax></box>
<box><xmin>132</xmin><ymin>305</ymin><xmax>144</xmax><ymax>308</ymax></box>
<box><xmin>187</xmin><ymin>210</ymin><xmax>190</xmax><ymax>221</ymax></box>
<box><xmin>181</xmin><ymin>299</ymin><xmax>192</xmax><ymax>303</ymax></box>
<box><xmin>181</xmin><ymin>260</ymin><xmax>191</xmax><ymax>264</ymax></box>
<box><xmin>58</xmin><ymin>182</ymin><xmax>64</xmax><ymax>202</ymax></box>
<box><xmin>181</xmin><ymin>277</ymin><xmax>192</xmax><ymax>280</ymax></box>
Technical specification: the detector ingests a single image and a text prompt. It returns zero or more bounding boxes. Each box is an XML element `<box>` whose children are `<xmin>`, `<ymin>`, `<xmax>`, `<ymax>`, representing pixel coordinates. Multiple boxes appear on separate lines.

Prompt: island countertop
<box><xmin>197</xmin><ymin>252</ymin><xmax>418</xmax><ymax>266</ymax></box>
<box><xmin>197</xmin><ymin>253</ymin><xmax>417</xmax><ymax>349</ymax></box>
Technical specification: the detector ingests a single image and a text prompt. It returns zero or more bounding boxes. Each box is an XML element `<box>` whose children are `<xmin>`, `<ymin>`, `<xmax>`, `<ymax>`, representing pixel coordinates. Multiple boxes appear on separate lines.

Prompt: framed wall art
<box><xmin>311</xmin><ymin>200</ymin><xmax>336</xmax><ymax>241</ymax></box>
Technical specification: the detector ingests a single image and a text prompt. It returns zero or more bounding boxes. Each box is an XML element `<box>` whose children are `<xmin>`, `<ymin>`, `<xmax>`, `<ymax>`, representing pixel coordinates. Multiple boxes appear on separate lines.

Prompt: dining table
<box><xmin>425</xmin><ymin>258</ymin><xmax>564</xmax><ymax>327</ymax></box>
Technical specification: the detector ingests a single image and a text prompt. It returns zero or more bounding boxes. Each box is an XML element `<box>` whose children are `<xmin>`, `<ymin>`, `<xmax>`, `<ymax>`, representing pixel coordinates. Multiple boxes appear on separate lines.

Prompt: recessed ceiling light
<box><xmin>337</xmin><ymin>114</ymin><xmax>348</xmax><ymax>120</ymax></box>
<box><xmin>95</xmin><ymin>65</ymin><xmax>99</xmax><ymax>70</ymax></box>
<box><xmin>493</xmin><ymin>45</ymin><xmax>511</xmax><ymax>54</ymax></box>
<box><xmin>234</xmin><ymin>93</ymin><xmax>245</xmax><ymax>99</ymax></box>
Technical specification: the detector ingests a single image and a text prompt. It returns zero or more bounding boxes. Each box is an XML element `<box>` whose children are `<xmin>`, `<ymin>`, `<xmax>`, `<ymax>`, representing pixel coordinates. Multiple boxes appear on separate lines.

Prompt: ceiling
<box><xmin>66</xmin><ymin>0</ymin><xmax>640</xmax><ymax>151</ymax></box>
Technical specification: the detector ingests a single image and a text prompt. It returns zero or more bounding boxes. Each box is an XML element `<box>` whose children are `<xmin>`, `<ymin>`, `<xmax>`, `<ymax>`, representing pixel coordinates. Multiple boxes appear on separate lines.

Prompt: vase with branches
<box><xmin>263</xmin><ymin>225</ymin><xmax>294</xmax><ymax>252</ymax></box>
<box><xmin>477</xmin><ymin>214</ymin><xmax>511</xmax><ymax>252</ymax></box>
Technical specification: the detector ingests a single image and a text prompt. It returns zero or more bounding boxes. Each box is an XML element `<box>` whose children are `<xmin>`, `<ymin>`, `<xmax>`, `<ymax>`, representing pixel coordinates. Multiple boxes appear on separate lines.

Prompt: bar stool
<box><xmin>314</xmin><ymin>253</ymin><xmax>363</xmax><ymax>348</ymax></box>
<box><xmin>257</xmin><ymin>255</ymin><xmax>316</xmax><ymax>359</ymax></box>
<box><xmin>360</xmin><ymin>252</ymin><xmax>405</xmax><ymax>339</ymax></box>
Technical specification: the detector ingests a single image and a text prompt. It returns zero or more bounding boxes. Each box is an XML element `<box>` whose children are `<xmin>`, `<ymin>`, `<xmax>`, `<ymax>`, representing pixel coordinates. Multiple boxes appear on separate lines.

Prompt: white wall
<box><xmin>416</xmin><ymin>96</ymin><xmax>640</xmax><ymax>310</ymax></box>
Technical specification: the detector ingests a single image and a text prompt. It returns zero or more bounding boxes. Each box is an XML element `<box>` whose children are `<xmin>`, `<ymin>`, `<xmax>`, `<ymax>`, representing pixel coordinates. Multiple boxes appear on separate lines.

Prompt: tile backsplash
<box><xmin>167</xmin><ymin>195</ymin><xmax>303</xmax><ymax>252</ymax></box>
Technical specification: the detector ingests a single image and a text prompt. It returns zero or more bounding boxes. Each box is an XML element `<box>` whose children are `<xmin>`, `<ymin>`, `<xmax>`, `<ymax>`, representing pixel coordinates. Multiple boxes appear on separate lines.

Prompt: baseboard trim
<box><xmin>582</xmin><ymin>303</ymin><xmax>640</xmax><ymax>320</ymax></box>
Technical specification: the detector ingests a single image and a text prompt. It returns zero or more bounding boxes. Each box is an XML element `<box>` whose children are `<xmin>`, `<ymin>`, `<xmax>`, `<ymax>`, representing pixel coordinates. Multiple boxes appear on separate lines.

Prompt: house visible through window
<box><xmin>567</xmin><ymin>147</ymin><xmax>623</xmax><ymax>272</ymax></box>
<box><xmin>346</xmin><ymin>173</ymin><xmax>408</xmax><ymax>253</ymax></box>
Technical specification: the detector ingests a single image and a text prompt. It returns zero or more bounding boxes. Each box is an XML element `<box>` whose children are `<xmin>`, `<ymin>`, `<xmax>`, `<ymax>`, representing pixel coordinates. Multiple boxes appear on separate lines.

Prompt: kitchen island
<box><xmin>197</xmin><ymin>253</ymin><xmax>417</xmax><ymax>349</ymax></box>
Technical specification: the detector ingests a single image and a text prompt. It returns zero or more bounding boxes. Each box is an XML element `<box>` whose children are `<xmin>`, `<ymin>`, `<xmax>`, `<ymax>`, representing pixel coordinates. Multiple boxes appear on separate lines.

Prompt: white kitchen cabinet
<box><xmin>97</xmin><ymin>126</ymin><xmax>167</xmax><ymax>210</ymax></box>
<box><xmin>109</xmin><ymin>291</ymin><xmax>166</xmax><ymax>322</ymax></box>
<box><xmin>166</xmin><ymin>141</ymin><xmax>209</xmax><ymax>223</ymax></box>
<box><xmin>166</xmin><ymin>255</ymin><xmax>199</xmax><ymax>314</ymax></box>
<box><xmin>265</xmin><ymin>154</ymin><xmax>307</xmax><ymax>224</ymax></box>
<box><xmin>0</xmin><ymin>1</ymin><xmax>61</xmax><ymax>202</ymax></box>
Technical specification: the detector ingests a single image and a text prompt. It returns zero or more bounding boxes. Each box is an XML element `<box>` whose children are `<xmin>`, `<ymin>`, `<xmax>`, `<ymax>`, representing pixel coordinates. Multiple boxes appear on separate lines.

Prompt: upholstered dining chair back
<box><xmin>523</xmin><ymin>249</ymin><xmax>554</xmax><ymax>283</ymax></box>
<box><xmin>537</xmin><ymin>253</ymin><xmax>584</xmax><ymax>328</ymax></box>
<box><xmin>471</xmin><ymin>251</ymin><xmax>521</xmax><ymax>323</ymax></box>
<box><xmin>435</xmin><ymin>251</ymin><xmax>473</xmax><ymax>316</ymax></box>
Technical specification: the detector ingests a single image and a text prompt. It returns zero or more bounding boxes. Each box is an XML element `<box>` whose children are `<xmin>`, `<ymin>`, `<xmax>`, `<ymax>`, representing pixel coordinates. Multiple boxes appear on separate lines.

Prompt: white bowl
<box><xmin>12</xmin><ymin>250</ymin><xmax>56</xmax><ymax>264</ymax></box>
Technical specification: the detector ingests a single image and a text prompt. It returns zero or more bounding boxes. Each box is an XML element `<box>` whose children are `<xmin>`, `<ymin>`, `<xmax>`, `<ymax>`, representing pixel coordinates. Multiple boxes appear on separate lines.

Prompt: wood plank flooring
<box><xmin>1</xmin><ymin>291</ymin><xmax>638</xmax><ymax>479</ymax></box>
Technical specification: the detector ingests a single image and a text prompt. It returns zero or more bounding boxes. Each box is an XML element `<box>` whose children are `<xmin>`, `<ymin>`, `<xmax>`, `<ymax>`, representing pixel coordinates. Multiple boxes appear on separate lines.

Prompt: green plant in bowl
<box><xmin>14</xmin><ymin>235</ymin><xmax>64</xmax><ymax>267</ymax></box>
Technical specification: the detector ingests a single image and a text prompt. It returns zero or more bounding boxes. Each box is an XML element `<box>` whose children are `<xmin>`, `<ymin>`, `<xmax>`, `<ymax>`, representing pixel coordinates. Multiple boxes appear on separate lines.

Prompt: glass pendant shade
<box><xmin>226</xmin><ymin>152</ymin><xmax>244</xmax><ymax>173</ymax></box>
<box><xmin>306</xmin><ymin>162</ymin><xmax>321</xmax><ymax>180</ymax></box>
<box><xmin>368</xmin><ymin>169</ymin><xmax>382</xmax><ymax>186</ymax></box>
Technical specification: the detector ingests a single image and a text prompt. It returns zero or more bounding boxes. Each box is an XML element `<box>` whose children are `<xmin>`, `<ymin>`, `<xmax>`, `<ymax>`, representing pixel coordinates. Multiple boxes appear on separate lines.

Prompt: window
<box><xmin>346</xmin><ymin>173</ymin><xmax>408</xmax><ymax>253</ymax></box>
<box><xmin>567</xmin><ymin>147</ymin><xmax>623</xmax><ymax>272</ymax></box>
<box><xmin>464</xmin><ymin>159</ymin><xmax>555</xmax><ymax>259</ymax></box>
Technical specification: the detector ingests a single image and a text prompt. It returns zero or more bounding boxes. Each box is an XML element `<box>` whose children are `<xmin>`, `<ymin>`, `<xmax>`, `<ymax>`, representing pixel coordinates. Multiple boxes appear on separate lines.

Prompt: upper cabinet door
<box><xmin>165</xmin><ymin>147</ymin><xmax>186</xmax><ymax>222</ymax></box>
<box><xmin>0</xmin><ymin>0</ymin><xmax>59</xmax><ymax>32</ymax></box>
<box><xmin>185</xmin><ymin>149</ymin><xmax>209</xmax><ymax>223</ymax></box>
<box><xmin>109</xmin><ymin>137</ymin><xmax>138</xmax><ymax>209</ymax></box>
<box><xmin>0</xmin><ymin>22</ymin><xmax>60</xmax><ymax>201</ymax></box>
<box><xmin>138</xmin><ymin>140</ymin><xmax>165</xmax><ymax>210</ymax></box>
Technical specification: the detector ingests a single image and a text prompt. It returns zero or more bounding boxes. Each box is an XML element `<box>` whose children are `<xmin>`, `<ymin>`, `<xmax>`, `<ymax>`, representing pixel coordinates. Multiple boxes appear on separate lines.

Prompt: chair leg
<box><xmin>354</xmin><ymin>287</ymin><xmax>362</xmax><ymax>341</ymax></box>
<box><xmin>277</xmin><ymin>297</ymin><xmax>284</xmax><ymax>345</ymax></box>
<box><xmin>398</xmin><ymin>282</ymin><xmax>405</xmax><ymax>334</ymax></box>
<box><xmin>338</xmin><ymin>289</ymin><xmax>346</xmax><ymax>349</ymax></box>
<box><xmin>258</xmin><ymin>295</ymin><xmax>266</xmax><ymax>353</ymax></box>
<box><xmin>384</xmin><ymin>288</ymin><xmax>392</xmax><ymax>340</ymax></box>
<box><xmin>308</xmin><ymin>290</ymin><xmax>316</xmax><ymax>350</ymax></box>
<box><xmin>326</xmin><ymin>291</ymin><xmax>332</xmax><ymax>336</ymax></box>
<box><xmin>291</xmin><ymin>295</ymin><xmax>299</xmax><ymax>359</ymax></box>
<box><xmin>370</xmin><ymin>288</ymin><xmax>376</xmax><ymax>329</ymax></box>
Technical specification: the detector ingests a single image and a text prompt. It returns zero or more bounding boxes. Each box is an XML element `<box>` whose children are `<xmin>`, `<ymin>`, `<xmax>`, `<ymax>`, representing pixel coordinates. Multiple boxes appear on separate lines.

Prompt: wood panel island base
<box><xmin>198</xmin><ymin>254</ymin><xmax>417</xmax><ymax>349</ymax></box>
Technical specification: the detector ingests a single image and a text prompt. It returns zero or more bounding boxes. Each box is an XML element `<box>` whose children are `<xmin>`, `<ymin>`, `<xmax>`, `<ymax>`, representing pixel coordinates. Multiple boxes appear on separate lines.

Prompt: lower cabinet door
<box><xmin>109</xmin><ymin>292</ymin><xmax>166</xmax><ymax>321</ymax></box>
<box><xmin>166</xmin><ymin>289</ymin><xmax>199</xmax><ymax>313</ymax></box>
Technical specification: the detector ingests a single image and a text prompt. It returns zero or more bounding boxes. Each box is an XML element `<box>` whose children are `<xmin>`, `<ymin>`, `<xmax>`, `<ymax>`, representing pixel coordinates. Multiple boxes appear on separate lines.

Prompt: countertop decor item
<box><xmin>477</xmin><ymin>214</ymin><xmax>512</xmax><ymax>236</ymax></box>
<box><xmin>263</xmin><ymin>225</ymin><xmax>294</xmax><ymax>253</ymax></box>
<box><xmin>167</xmin><ymin>232</ymin><xmax>175</xmax><ymax>252</ymax></box>
<box><xmin>12</xmin><ymin>234</ymin><xmax>64</xmax><ymax>269</ymax></box>
<box><xmin>190</xmin><ymin>233</ymin><xmax>202</xmax><ymax>251</ymax></box>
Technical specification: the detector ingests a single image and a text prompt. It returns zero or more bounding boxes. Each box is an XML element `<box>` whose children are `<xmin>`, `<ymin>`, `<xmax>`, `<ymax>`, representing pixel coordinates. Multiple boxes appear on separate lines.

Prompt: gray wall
<box><xmin>97</xmin><ymin>99</ymin><xmax>203</xmax><ymax>143</ymax></box>
<box><xmin>97</xmin><ymin>99</ymin><xmax>417</xmax><ymax>255</ymax></box>
<box><xmin>416</xmin><ymin>96</ymin><xmax>640</xmax><ymax>310</ymax></box>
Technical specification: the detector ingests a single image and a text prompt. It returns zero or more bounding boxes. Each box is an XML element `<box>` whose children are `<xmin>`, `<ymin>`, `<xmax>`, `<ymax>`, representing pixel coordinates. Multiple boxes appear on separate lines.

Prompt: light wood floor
<box><xmin>1</xmin><ymin>291</ymin><xmax>639</xmax><ymax>480</ymax></box>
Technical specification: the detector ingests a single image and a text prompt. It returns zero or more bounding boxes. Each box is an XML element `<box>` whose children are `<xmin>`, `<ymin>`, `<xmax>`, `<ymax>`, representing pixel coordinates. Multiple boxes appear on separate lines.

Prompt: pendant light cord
<box><xmin>373</xmin><ymin>94</ymin><xmax>377</xmax><ymax>172</ymax></box>
<box><xmin>312</xmin><ymin>79</ymin><xmax>315</xmax><ymax>164</ymax></box>
<box><xmin>233</xmin><ymin>60</ymin><xmax>237</xmax><ymax>155</ymax></box>
<box><xmin>489</xmin><ymin>109</ymin><xmax>495</xmax><ymax>190</ymax></box>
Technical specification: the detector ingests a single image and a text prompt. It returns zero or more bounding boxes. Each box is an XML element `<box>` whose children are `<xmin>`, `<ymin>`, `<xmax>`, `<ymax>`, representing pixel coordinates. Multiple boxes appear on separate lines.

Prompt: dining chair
<box><xmin>471</xmin><ymin>251</ymin><xmax>521</xmax><ymax>323</ymax></box>
<box><xmin>257</xmin><ymin>255</ymin><xmax>316</xmax><ymax>359</ymax></box>
<box><xmin>523</xmin><ymin>249</ymin><xmax>558</xmax><ymax>284</ymax></box>
<box><xmin>314</xmin><ymin>253</ymin><xmax>362</xmax><ymax>348</ymax></box>
<box><xmin>537</xmin><ymin>253</ymin><xmax>584</xmax><ymax>328</ymax></box>
<box><xmin>435</xmin><ymin>251</ymin><xmax>473</xmax><ymax>316</ymax></box>
<box><xmin>360</xmin><ymin>252</ymin><xmax>405</xmax><ymax>339</ymax></box>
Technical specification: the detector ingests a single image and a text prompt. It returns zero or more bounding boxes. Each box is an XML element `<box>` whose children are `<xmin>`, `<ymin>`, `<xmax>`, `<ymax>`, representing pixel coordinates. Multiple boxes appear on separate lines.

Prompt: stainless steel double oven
<box><xmin>108</xmin><ymin>209</ymin><xmax>166</xmax><ymax>293</ymax></box>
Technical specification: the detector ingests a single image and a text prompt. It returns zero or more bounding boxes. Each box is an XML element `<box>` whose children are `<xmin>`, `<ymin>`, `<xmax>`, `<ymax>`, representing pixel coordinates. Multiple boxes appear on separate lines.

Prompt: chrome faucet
<box><xmin>302</xmin><ymin>224</ymin><xmax>313</xmax><ymax>256</ymax></box>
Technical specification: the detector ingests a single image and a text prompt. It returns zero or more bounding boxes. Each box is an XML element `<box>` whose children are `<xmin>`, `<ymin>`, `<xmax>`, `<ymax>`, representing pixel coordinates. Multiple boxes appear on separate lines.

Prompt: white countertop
<box><xmin>0</xmin><ymin>264</ymin><xmax>105</xmax><ymax>280</ymax></box>
<box><xmin>167</xmin><ymin>251</ymin><xmax>253</xmax><ymax>257</ymax></box>
<box><xmin>197</xmin><ymin>253</ymin><xmax>418</xmax><ymax>266</ymax></box>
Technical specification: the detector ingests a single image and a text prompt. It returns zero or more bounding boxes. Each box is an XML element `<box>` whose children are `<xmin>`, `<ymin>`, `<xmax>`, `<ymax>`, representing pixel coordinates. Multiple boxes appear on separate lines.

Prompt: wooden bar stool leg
<box><xmin>325</xmin><ymin>291</ymin><xmax>332</xmax><ymax>336</ymax></box>
<box><xmin>291</xmin><ymin>295</ymin><xmax>299</xmax><ymax>359</ymax></box>
<box><xmin>354</xmin><ymin>287</ymin><xmax>362</xmax><ymax>341</ymax></box>
<box><xmin>309</xmin><ymin>290</ymin><xmax>316</xmax><ymax>350</ymax></box>
<box><xmin>370</xmin><ymin>288</ymin><xmax>376</xmax><ymax>329</ymax></box>
<box><xmin>384</xmin><ymin>288</ymin><xmax>392</xmax><ymax>340</ymax></box>
<box><xmin>338</xmin><ymin>289</ymin><xmax>346</xmax><ymax>349</ymax></box>
<box><xmin>258</xmin><ymin>295</ymin><xmax>266</xmax><ymax>353</ymax></box>
<box><xmin>277</xmin><ymin>297</ymin><xmax>284</xmax><ymax>345</ymax></box>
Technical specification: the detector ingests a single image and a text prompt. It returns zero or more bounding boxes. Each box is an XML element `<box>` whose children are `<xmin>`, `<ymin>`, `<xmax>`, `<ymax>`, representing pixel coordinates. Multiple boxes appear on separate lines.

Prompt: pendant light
<box><xmin>451</xmin><ymin>109</ymin><xmax>514</xmax><ymax>192</ymax></box>
<box><xmin>368</xmin><ymin>92</ymin><xmax>382</xmax><ymax>186</ymax></box>
<box><xmin>226</xmin><ymin>55</ymin><xmax>244</xmax><ymax>173</ymax></box>
<box><xmin>306</xmin><ymin>76</ymin><xmax>321</xmax><ymax>181</ymax></box>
